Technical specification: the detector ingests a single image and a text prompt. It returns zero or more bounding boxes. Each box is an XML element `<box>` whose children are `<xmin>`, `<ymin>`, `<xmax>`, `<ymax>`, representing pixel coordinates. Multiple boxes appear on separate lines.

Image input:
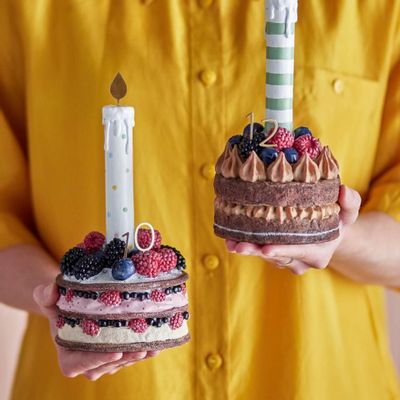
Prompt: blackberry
<box><xmin>161</xmin><ymin>245</ymin><xmax>186</xmax><ymax>270</ymax></box>
<box><xmin>238</xmin><ymin>132</ymin><xmax>266</xmax><ymax>161</ymax></box>
<box><xmin>103</xmin><ymin>238</ymin><xmax>126</xmax><ymax>268</ymax></box>
<box><xmin>72</xmin><ymin>255</ymin><xmax>104</xmax><ymax>280</ymax></box>
<box><xmin>60</xmin><ymin>247</ymin><xmax>85</xmax><ymax>276</ymax></box>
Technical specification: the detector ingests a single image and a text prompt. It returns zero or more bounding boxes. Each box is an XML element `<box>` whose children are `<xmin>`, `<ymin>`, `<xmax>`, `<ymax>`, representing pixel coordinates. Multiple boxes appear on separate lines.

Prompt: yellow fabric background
<box><xmin>0</xmin><ymin>1</ymin><xmax>400</xmax><ymax>399</ymax></box>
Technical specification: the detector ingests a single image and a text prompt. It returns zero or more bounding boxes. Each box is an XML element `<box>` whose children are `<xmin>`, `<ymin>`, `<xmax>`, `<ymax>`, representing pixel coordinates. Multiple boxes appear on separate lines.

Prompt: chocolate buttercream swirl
<box><xmin>266</xmin><ymin>152</ymin><xmax>294</xmax><ymax>183</ymax></box>
<box><xmin>239</xmin><ymin>151</ymin><xmax>266</xmax><ymax>182</ymax></box>
<box><xmin>215</xmin><ymin>142</ymin><xmax>231</xmax><ymax>174</ymax></box>
<box><xmin>293</xmin><ymin>153</ymin><xmax>321</xmax><ymax>183</ymax></box>
<box><xmin>316</xmin><ymin>146</ymin><xmax>339</xmax><ymax>180</ymax></box>
<box><xmin>221</xmin><ymin>145</ymin><xmax>243</xmax><ymax>178</ymax></box>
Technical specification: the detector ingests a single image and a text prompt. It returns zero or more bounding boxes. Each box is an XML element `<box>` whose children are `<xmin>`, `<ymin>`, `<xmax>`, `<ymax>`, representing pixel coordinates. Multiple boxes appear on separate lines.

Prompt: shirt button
<box><xmin>200</xmin><ymin>163</ymin><xmax>215</xmax><ymax>180</ymax></box>
<box><xmin>203</xmin><ymin>254</ymin><xmax>220</xmax><ymax>271</ymax></box>
<box><xmin>205</xmin><ymin>353</ymin><xmax>223</xmax><ymax>370</ymax></box>
<box><xmin>199</xmin><ymin>69</ymin><xmax>217</xmax><ymax>87</ymax></box>
<box><xmin>332</xmin><ymin>79</ymin><xmax>344</xmax><ymax>94</ymax></box>
<box><xmin>198</xmin><ymin>0</ymin><xmax>213</xmax><ymax>7</ymax></box>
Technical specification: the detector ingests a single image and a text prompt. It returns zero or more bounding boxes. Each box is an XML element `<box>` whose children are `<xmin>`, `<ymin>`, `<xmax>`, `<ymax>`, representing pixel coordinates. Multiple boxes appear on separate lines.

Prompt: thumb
<box><xmin>33</xmin><ymin>283</ymin><xmax>59</xmax><ymax>319</ymax></box>
<box><xmin>338</xmin><ymin>185</ymin><xmax>362</xmax><ymax>226</ymax></box>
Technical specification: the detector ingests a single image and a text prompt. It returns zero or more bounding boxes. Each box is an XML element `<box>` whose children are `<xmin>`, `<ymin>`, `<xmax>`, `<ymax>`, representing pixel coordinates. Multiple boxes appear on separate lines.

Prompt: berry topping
<box><xmin>150</xmin><ymin>290</ymin><xmax>167</xmax><ymax>302</ymax></box>
<box><xmin>129</xmin><ymin>318</ymin><xmax>148</xmax><ymax>333</ymax></box>
<box><xmin>99</xmin><ymin>291</ymin><xmax>122</xmax><ymax>306</ymax></box>
<box><xmin>283</xmin><ymin>147</ymin><xmax>299</xmax><ymax>164</ymax></box>
<box><xmin>228</xmin><ymin>135</ymin><xmax>242</xmax><ymax>146</ymax></box>
<box><xmin>137</xmin><ymin>228</ymin><xmax>162</xmax><ymax>250</ymax></box>
<box><xmin>242</xmin><ymin>122</ymin><xmax>264</xmax><ymax>138</ymax></box>
<box><xmin>267</xmin><ymin>127</ymin><xmax>294</xmax><ymax>151</ymax></box>
<box><xmin>132</xmin><ymin>250</ymin><xmax>162</xmax><ymax>278</ymax></box>
<box><xmin>293</xmin><ymin>135</ymin><xmax>321</xmax><ymax>159</ymax></box>
<box><xmin>238</xmin><ymin>133</ymin><xmax>266</xmax><ymax>160</ymax></box>
<box><xmin>258</xmin><ymin>147</ymin><xmax>279</xmax><ymax>164</ymax></box>
<box><xmin>112</xmin><ymin>258</ymin><xmax>135</xmax><ymax>281</ymax></box>
<box><xmin>60</xmin><ymin>247</ymin><xmax>85</xmax><ymax>276</ymax></box>
<box><xmin>157</xmin><ymin>247</ymin><xmax>178</xmax><ymax>272</ymax></box>
<box><xmin>160</xmin><ymin>245</ymin><xmax>186</xmax><ymax>270</ymax></box>
<box><xmin>169</xmin><ymin>313</ymin><xmax>184</xmax><ymax>330</ymax></box>
<box><xmin>65</xmin><ymin>288</ymin><xmax>74</xmax><ymax>302</ymax></box>
<box><xmin>83</xmin><ymin>231</ymin><xmax>105</xmax><ymax>253</ymax></box>
<box><xmin>81</xmin><ymin>320</ymin><xmax>100</xmax><ymax>336</ymax></box>
<box><xmin>56</xmin><ymin>316</ymin><xmax>65</xmax><ymax>328</ymax></box>
<box><xmin>103</xmin><ymin>238</ymin><xmax>126</xmax><ymax>268</ymax></box>
<box><xmin>182</xmin><ymin>311</ymin><xmax>190</xmax><ymax>320</ymax></box>
<box><xmin>294</xmin><ymin>126</ymin><xmax>312</xmax><ymax>138</ymax></box>
<box><xmin>72</xmin><ymin>254</ymin><xmax>104</xmax><ymax>280</ymax></box>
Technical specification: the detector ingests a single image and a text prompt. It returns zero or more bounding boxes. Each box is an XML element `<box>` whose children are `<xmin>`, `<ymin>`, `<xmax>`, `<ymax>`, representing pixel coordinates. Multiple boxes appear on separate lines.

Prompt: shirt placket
<box><xmin>189</xmin><ymin>1</ymin><xmax>229</xmax><ymax>399</ymax></box>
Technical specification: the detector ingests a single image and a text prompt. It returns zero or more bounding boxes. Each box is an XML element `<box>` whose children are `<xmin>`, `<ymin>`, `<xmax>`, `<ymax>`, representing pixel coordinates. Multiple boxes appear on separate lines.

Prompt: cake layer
<box><xmin>214</xmin><ymin>174</ymin><xmax>340</xmax><ymax>207</ymax></box>
<box><xmin>56</xmin><ymin>333</ymin><xmax>190</xmax><ymax>353</ymax></box>
<box><xmin>214</xmin><ymin>211</ymin><xmax>340</xmax><ymax>244</ymax></box>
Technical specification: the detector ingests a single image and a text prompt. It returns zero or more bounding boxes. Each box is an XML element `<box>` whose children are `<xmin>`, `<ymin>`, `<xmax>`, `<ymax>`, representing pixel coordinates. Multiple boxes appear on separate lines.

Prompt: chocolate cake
<box><xmin>214</xmin><ymin>124</ymin><xmax>341</xmax><ymax>245</ymax></box>
<box><xmin>55</xmin><ymin>228</ymin><xmax>190</xmax><ymax>352</ymax></box>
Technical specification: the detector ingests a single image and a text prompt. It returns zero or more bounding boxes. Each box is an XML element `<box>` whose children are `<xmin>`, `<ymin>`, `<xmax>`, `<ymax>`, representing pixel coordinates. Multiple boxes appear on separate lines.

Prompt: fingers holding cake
<box><xmin>338</xmin><ymin>185</ymin><xmax>361</xmax><ymax>226</ymax></box>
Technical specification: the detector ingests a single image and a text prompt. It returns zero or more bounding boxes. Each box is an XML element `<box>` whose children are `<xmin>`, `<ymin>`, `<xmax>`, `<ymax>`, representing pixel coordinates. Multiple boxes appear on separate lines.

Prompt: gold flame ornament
<box><xmin>110</xmin><ymin>72</ymin><xmax>127</xmax><ymax>104</ymax></box>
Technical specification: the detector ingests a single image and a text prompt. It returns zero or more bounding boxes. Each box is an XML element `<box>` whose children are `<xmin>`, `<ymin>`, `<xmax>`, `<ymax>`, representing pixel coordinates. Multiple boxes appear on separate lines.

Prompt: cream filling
<box><xmin>215</xmin><ymin>197</ymin><xmax>340</xmax><ymax>222</ymax></box>
<box><xmin>58</xmin><ymin>322</ymin><xmax>188</xmax><ymax>344</ymax></box>
<box><xmin>57</xmin><ymin>293</ymin><xmax>188</xmax><ymax>315</ymax></box>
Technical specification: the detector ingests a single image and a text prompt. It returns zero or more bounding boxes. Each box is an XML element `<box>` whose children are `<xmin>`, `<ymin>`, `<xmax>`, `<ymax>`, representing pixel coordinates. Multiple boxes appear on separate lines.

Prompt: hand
<box><xmin>226</xmin><ymin>185</ymin><xmax>361</xmax><ymax>275</ymax></box>
<box><xmin>33</xmin><ymin>283</ymin><xmax>160</xmax><ymax>380</ymax></box>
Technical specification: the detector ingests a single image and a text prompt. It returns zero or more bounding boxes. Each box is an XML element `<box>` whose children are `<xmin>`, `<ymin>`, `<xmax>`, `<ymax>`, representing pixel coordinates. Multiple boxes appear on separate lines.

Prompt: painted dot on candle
<box><xmin>107</xmin><ymin>212</ymin><xmax>111</xmax><ymax>218</ymax></box>
<box><xmin>108</xmin><ymin>152</ymin><xmax>113</xmax><ymax>159</ymax></box>
<box><xmin>122</xmin><ymin>134</ymin><xmax>127</xmax><ymax>139</ymax></box>
<box><xmin>126</xmin><ymin>168</ymin><xmax>130</xmax><ymax>173</ymax></box>
<box><xmin>122</xmin><ymin>207</ymin><xmax>128</xmax><ymax>212</ymax></box>
<box><xmin>112</xmin><ymin>185</ymin><xmax>118</xmax><ymax>191</ymax></box>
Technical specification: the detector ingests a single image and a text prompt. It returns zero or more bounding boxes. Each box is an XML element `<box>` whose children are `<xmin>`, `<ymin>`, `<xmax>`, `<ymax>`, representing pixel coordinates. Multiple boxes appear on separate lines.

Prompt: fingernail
<box><xmin>44</xmin><ymin>284</ymin><xmax>53</xmax><ymax>298</ymax></box>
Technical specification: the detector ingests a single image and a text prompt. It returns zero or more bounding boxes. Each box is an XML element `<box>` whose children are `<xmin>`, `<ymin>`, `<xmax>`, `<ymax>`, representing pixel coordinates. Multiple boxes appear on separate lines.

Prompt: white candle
<box><xmin>102</xmin><ymin>105</ymin><xmax>135</xmax><ymax>248</ymax></box>
<box><xmin>265</xmin><ymin>0</ymin><xmax>298</xmax><ymax>132</ymax></box>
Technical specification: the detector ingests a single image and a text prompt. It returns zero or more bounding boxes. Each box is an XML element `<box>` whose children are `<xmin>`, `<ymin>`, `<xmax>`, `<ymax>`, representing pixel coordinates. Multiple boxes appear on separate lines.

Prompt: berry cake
<box><xmin>55</xmin><ymin>228</ymin><xmax>189</xmax><ymax>352</ymax></box>
<box><xmin>214</xmin><ymin>123</ymin><xmax>340</xmax><ymax>244</ymax></box>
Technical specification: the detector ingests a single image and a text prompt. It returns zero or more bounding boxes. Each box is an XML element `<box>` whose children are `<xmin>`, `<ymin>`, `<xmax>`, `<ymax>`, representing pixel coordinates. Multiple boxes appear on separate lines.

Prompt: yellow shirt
<box><xmin>1</xmin><ymin>1</ymin><xmax>400</xmax><ymax>399</ymax></box>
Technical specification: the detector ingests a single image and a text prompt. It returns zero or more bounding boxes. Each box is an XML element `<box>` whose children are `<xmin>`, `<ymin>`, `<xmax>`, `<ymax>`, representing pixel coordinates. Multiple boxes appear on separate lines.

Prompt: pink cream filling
<box><xmin>57</xmin><ymin>293</ymin><xmax>188</xmax><ymax>315</ymax></box>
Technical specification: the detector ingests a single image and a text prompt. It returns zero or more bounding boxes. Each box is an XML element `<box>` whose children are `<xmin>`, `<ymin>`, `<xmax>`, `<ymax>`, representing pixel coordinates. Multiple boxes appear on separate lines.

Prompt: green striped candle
<box><xmin>265</xmin><ymin>0</ymin><xmax>298</xmax><ymax>132</ymax></box>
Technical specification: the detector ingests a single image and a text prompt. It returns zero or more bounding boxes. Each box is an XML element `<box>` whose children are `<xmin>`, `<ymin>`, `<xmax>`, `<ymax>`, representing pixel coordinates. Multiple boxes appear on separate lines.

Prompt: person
<box><xmin>0</xmin><ymin>1</ymin><xmax>399</xmax><ymax>399</ymax></box>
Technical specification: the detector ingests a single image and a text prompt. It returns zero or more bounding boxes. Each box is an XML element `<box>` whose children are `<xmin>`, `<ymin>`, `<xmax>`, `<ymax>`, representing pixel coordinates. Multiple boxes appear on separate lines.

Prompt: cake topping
<box><xmin>239</xmin><ymin>151</ymin><xmax>267</xmax><ymax>182</ymax></box>
<box><xmin>137</xmin><ymin>228</ymin><xmax>162</xmax><ymax>249</ymax></box>
<box><xmin>283</xmin><ymin>147</ymin><xmax>299</xmax><ymax>164</ymax></box>
<box><xmin>293</xmin><ymin>134</ymin><xmax>321</xmax><ymax>159</ymax></box>
<box><xmin>293</xmin><ymin>153</ymin><xmax>321</xmax><ymax>183</ymax></box>
<box><xmin>221</xmin><ymin>145</ymin><xmax>243</xmax><ymax>178</ymax></box>
<box><xmin>266</xmin><ymin>127</ymin><xmax>294</xmax><ymax>151</ymax></box>
<box><xmin>266</xmin><ymin>152</ymin><xmax>294</xmax><ymax>182</ymax></box>
<box><xmin>258</xmin><ymin>147</ymin><xmax>279</xmax><ymax>164</ymax></box>
<box><xmin>215</xmin><ymin>142</ymin><xmax>231</xmax><ymax>174</ymax></box>
<box><xmin>316</xmin><ymin>146</ymin><xmax>339</xmax><ymax>180</ymax></box>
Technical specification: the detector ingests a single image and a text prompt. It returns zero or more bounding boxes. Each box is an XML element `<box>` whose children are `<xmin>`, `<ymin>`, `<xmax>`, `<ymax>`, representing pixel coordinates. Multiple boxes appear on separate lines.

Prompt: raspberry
<box><xmin>157</xmin><ymin>247</ymin><xmax>178</xmax><ymax>272</ymax></box>
<box><xmin>128</xmin><ymin>318</ymin><xmax>148</xmax><ymax>333</ymax></box>
<box><xmin>267</xmin><ymin>127</ymin><xmax>294</xmax><ymax>151</ymax></box>
<box><xmin>81</xmin><ymin>320</ymin><xmax>100</xmax><ymax>336</ymax></box>
<box><xmin>99</xmin><ymin>290</ymin><xmax>122</xmax><ymax>306</ymax></box>
<box><xmin>150</xmin><ymin>289</ymin><xmax>166</xmax><ymax>302</ymax></box>
<box><xmin>132</xmin><ymin>250</ymin><xmax>162</xmax><ymax>278</ymax></box>
<box><xmin>65</xmin><ymin>288</ymin><xmax>74</xmax><ymax>302</ymax></box>
<box><xmin>137</xmin><ymin>228</ymin><xmax>162</xmax><ymax>250</ymax></box>
<box><xmin>161</xmin><ymin>245</ymin><xmax>186</xmax><ymax>270</ymax></box>
<box><xmin>56</xmin><ymin>316</ymin><xmax>65</xmax><ymax>328</ymax></box>
<box><xmin>169</xmin><ymin>313</ymin><xmax>184</xmax><ymax>330</ymax></box>
<box><xmin>84</xmin><ymin>231</ymin><xmax>105</xmax><ymax>253</ymax></box>
<box><xmin>181</xmin><ymin>283</ymin><xmax>187</xmax><ymax>295</ymax></box>
<box><xmin>293</xmin><ymin>135</ymin><xmax>321</xmax><ymax>159</ymax></box>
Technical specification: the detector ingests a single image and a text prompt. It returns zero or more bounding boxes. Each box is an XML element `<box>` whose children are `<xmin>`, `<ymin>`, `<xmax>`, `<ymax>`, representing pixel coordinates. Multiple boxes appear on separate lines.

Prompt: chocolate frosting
<box><xmin>266</xmin><ymin>152</ymin><xmax>294</xmax><ymax>183</ymax></box>
<box><xmin>239</xmin><ymin>151</ymin><xmax>266</xmax><ymax>182</ymax></box>
<box><xmin>221</xmin><ymin>146</ymin><xmax>243</xmax><ymax>178</ymax></box>
<box><xmin>316</xmin><ymin>146</ymin><xmax>339</xmax><ymax>179</ymax></box>
<box><xmin>293</xmin><ymin>153</ymin><xmax>321</xmax><ymax>183</ymax></box>
<box><xmin>215</xmin><ymin>142</ymin><xmax>231</xmax><ymax>174</ymax></box>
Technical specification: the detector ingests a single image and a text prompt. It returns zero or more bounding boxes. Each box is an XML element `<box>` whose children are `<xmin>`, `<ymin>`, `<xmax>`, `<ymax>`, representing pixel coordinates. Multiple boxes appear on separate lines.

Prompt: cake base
<box><xmin>55</xmin><ymin>333</ymin><xmax>190</xmax><ymax>353</ymax></box>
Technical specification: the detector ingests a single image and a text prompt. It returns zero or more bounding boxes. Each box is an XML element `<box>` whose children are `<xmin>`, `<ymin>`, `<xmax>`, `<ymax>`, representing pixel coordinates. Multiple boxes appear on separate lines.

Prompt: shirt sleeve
<box><xmin>362</xmin><ymin>15</ymin><xmax>400</xmax><ymax>222</ymax></box>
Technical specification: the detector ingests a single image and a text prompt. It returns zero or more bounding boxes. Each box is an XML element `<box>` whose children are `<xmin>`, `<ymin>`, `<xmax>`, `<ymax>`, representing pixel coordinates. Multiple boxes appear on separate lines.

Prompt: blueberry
<box><xmin>91</xmin><ymin>292</ymin><xmax>99</xmax><ymax>300</ymax></box>
<box><xmin>258</xmin><ymin>147</ymin><xmax>279</xmax><ymax>164</ymax></box>
<box><xmin>83</xmin><ymin>292</ymin><xmax>90</xmax><ymax>299</ymax></box>
<box><xmin>162</xmin><ymin>317</ymin><xmax>169</xmax><ymax>324</ymax></box>
<box><xmin>138</xmin><ymin>293</ymin><xmax>145</xmax><ymax>301</ymax></box>
<box><xmin>243</xmin><ymin>123</ymin><xmax>264</xmax><ymax>138</ymax></box>
<box><xmin>113</xmin><ymin>320</ymin><xmax>122</xmax><ymax>327</ymax></box>
<box><xmin>146</xmin><ymin>318</ymin><xmax>156</xmax><ymax>326</ymax></box>
<box><xmin>112</xmin><ymin>258</ymin><xmax>135</xmax><ymax>281</ymax></box>
<box><xmin>283</xmin><ymin>148</ymin><xmax>299</xmax><ymax>163</ymax></box>
<box><xmin>127</xmin><ymin>248</ymin><xmax>140</xmax><ymax>258</ymax></box>
<box><xmin>121</xmin><ymin>320</ymin><xmax>127</xmax><ymax>327</ymax></box>
<box><xmin>130</xmin><ymin>292</ymin><xmax>137</xmax><ymax>299</ymax></box>
<box><xmin>144</xmin><ymin>292</ymin><xmax>150</xmax><ymax>300</ymax></box>
<box><xmin>98</xmin><ymin>320</ymin><xmax>107</xmax><ymax>327</ymax></box>
<box><xmin>156</xmin><ymin>319</ymin><xmax>163</xmax><ymax>328</ymax></box>
<box><xmin>228</xmin><ymin>135</ymin><xmax>242</xmax><ymax>146</ymax></box>
<box><xmin>172</xmin><ymin>286</ymin><xmax>180</xmax><ymax>293</ymax></box>
<box><xmin>122</xmin><ymin>292</ymin><xmax>130</xmax><ymax>300</ymax></box>
<box><xmin>164</xmin><ymin>288</ymin><xmax>172</xmax><ymax>295</ymax></box>
<box><xmin>76</xmin><ymin>291</ymin><xmax>84</xmax><ymax>297</ymax></box>
<box><xmin>183</xmin><ymin>311</ymin><xmax>190</xmax><ymax>320</ymax></box>
<box><xmin>294</xmin><ymin>126</ymin><xmax>312</xmax><ymax>138</ymax></box>
<box><xmin>59</xmin><ymin>287</ymin><xmax>66</xmax><ymax>295</ymax></box>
